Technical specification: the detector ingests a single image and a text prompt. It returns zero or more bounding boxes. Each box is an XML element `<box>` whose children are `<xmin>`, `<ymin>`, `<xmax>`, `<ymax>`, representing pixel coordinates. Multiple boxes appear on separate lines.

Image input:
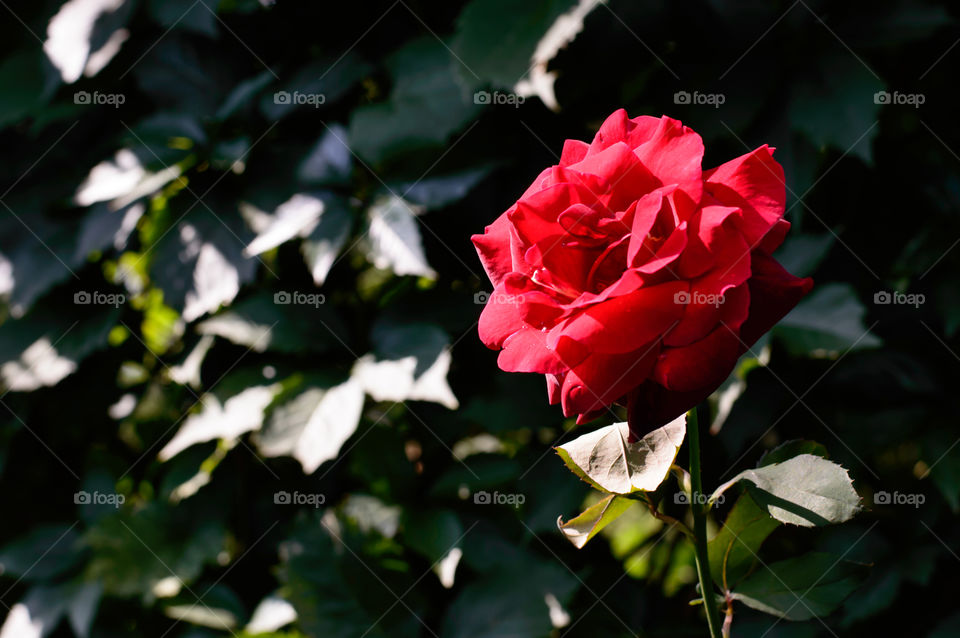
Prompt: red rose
<box><xmin>472</xmin><ymin>109</ymin><xmax>812</xmax><ymax>436</ymax></box>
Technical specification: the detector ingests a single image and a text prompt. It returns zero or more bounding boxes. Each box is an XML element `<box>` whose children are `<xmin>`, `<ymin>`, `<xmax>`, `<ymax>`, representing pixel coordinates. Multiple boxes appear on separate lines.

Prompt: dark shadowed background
<box><xmin>0</xmin><ymin>0</ymin><xmax>958</xmax><ymax>636</ymax></box>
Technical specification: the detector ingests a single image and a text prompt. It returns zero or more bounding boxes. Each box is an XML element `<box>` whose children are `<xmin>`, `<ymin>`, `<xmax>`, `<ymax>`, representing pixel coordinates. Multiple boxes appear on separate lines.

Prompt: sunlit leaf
<box><xmin>556</xmin><ymin>416</ymin><xmax>685</xmax><ymax>495</ymax></box>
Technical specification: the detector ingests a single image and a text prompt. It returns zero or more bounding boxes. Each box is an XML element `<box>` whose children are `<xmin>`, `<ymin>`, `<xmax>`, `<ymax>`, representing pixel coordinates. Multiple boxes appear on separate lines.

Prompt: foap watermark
<box><xmin>473</xmin><ymin>490</ymin><xmax>525</xmax><ymax>508</ymax></box>
<box><xmin>674</xmin><ymin>491</ymin><xmax>725</xmax><ymax>507</ymax></box>
<box><xmin>874</xmin><ymin>491</ymin><xmax>924</xmax><ymax>508</ymax></box>
<box><xmin>74</xmin><ymin>490</ymin><xmax>125</xmax><ymax>508</ymax></box>
<box><xmin>74</xmin><ymin>90</ymin><xmax>125</xmax><ymax>107</ymax></box>
<box><xmin>873</xmin><ymin>290</ymin><xmax>924</xmax><ymax>308</ymax></box>
<box><xmin>674</xmin><ymin>290</ymin><xmax>725</xmax><ymax>307</ymax></box>
<box><xmin>674</xmin><ymin>90</ymin><xmax>725</xmax><ymax>108</ymax></box>
<box><xmin>75</xmin><ymin>290</ymin><xmax>126</xmax><ymax>307</ymax></box>
<box><xmin>274</xmin><ymin>490</ymin><xmax>326</xmax><ymax>508</ymax></box>
<box><xmin>274</xmin><ymin>291</ymin><xmax>325</xmax><ymax>307</ymax></box>
<box><xmin>473</xmin><ymin>290</ymin><xmax>525</xmax><ymax>305</ymax></box>
<box><xmin>874</xmin><ymin>90</ymin><xmax>925</xmax><ymax>108</ymax></box>
<box><xmin>274</xmin><ymin>91</ymin><xmax>326</xmax><ymax>107</ymax></box>
<box><xmin>474</xmin><ymin>90</ymin><xmax>525</xmax><ymax>107</ymax></box>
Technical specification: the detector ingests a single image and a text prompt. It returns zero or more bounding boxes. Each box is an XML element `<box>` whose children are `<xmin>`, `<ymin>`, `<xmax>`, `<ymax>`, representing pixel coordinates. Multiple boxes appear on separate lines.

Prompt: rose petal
<box><xmin>497</xmin><ymin>326</ymin><xmax>566</xmax><ymax>375</ymax></box>
<box><xmin>635</xmin><ymin>116</ymin><xmax>705</xmax><ymax>204</ymax></box>
<box><xmin>738</xmin><ymin>252</ymin><xmax>813</xmax><ymax>348</ymax></box>
<box><xmin>704</xmin><ymin>145</ymin><xmax>785</xmax><ymax>246</ymax></box>
<box><xmin>548</xmin><ymin>281</ymin><xmax>687</xmax><ymax>354</ymax></box>
<box><xmin>560</xmin><ymin>342</ymin><xmax>661</xmax><ymax>416</ymax></box>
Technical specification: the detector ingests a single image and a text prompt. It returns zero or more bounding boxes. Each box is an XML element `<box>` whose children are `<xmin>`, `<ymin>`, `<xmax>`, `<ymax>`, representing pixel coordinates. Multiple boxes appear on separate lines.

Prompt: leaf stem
<box><xmin>688</xmin><ymin>405</ymin><xmax>723</xmax><ymax>638</ymax></box>
<box><xmin>722</xmin><ymin>593</ymin><xmax>734</xmax><ymax>638</ymax></box>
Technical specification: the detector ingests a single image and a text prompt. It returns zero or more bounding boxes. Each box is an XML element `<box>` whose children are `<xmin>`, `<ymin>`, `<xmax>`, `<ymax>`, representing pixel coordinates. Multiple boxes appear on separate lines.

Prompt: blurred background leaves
<box><xmin>0</xmin><ymin>0</ymin><xmax>959</xmax><ymax>636</ymax></box>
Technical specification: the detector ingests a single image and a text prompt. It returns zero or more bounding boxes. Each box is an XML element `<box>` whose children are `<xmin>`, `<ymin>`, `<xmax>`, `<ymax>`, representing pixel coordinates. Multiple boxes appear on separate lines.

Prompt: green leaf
<box><xmin>557</xmin><ymin>493</ymin><xmax>634</xmax><ymax>549</ymax></box>
<box><xmin>774</xmin><ymin>283</ymin><xmax>882</xmax><ymax>357</ymax></box>
<box><xmin>0</xmin><ymin>50</ymin><xmax>58</xmax><ymax>129</ymax></box>
<box><xmin>395</xmin><ymin>166</ymin><xmax>494</xmax><ymax>210</ymax></box>
<box><xmin>730</xmin><ymin>552</ymin><xmax>868</xmax><ymax>620</ymax></box>
<box><xmin>148</xmin><ymin>0</ymin><xmax>218</xmax><ymax>37</ymax></box>
<box><xmin>259</xmin><ymin>54</ymin><xmax>371</xmax><ymax>120</ymax></box>
<box><xmin>361</xmin><ymin>195</ymin><xmax>436</xmax><ymax>279</ymax></box>
<box><xmin>556</xmin><ymin>416</ymin><xmax>685</xmax><ymax>495</ymax></box>
<box><xmin>708</xmin><ymin>492</ymin><xmax>780</xmax><ymax>589</ymax></box>
<box><xmin>352</xmin><ymin>321</ymin><xmax>459</xmax><ymax>409</ymax></box>
<box><xmin>256</xmin><ymin>379</ymin><xmax>365</xmax><ymax>474</ymax></box>
<box><xmin>712</xmin><ymin>454</ymin><xmax>861</xmax><ymax>527</ymax></box>
<box><xmin>401</xmin><ymin>509</ymin><xmax>464</xmax><ymax>562</ymax></box>
<box><xmin>348</xmin><ymin>38</ymin><xmax>480</xmax><ymax>165</ymax></box>
<box><xmin>0</xmin><ymin>306</ymin><xmax>119</xmax><ymax>392</ymax></box>
<box><xmin>440</xmin><ymin>557</ymin><xmax>578</xmax><ymax>638</ymax></box>
<box><xmin>774</xmin><ymin>233</ymin><xmax>834</xmax><ymax>278</ymax></box>
<box><xmin>297</xmin><ymin>125</ymin><xmax>353</xmax><ymax>186</ymax></box>
<box><xmin>150</xmin><ymin>206</ymin><xmax>257</xmax><ymax>323</ymax></box>
<box><xmin>301</xmin><ymin>194</ymin><xmax>352</xmax><ymax>287</ymax></box>
<box><xmin>196</xmin><ymin>294</ymin><xmax>349</xmax><ymax>354</ymax></box>
<box><xmin>0</xmin><ymin>524</ymin><xmax>83</xmax><ymax>582</ymax></box>
<box><xmin>451</xmin><ymin>0</ymin><xmax>578</xmax><ymax>89</ymax></box>
<box><xmin>84</xmin><ymin>505</ymin><xmax>225</xmax><ymax>597</ymax></box>
<box><xmin>158</xmin><ymin>382</ymin><xmax>282</xmax><ymax>461</ymax></box>
<box><xmin>758</xmin><ymin>440</ymin><xmax>829</xmax><ymax>467</ymax></box>
<box><xmin>789</xmin><ymin>55</ymin><xmax>883</xmax><ymax>164</ymax></box>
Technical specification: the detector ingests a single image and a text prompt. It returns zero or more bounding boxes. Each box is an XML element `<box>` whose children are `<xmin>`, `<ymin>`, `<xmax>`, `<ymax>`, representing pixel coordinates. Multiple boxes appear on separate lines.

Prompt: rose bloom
<box><xmin>472</xmin><ymin>109</ymin><xmax>812</xmax><ymax>436</ymax></box>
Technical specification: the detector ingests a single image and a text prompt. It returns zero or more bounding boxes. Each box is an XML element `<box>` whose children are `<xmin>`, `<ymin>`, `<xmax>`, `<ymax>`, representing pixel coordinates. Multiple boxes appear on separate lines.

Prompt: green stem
<box><xmin>688</xmin><ymin>405</ymin><xmax>723</xmax><ymax>638</ymax></box>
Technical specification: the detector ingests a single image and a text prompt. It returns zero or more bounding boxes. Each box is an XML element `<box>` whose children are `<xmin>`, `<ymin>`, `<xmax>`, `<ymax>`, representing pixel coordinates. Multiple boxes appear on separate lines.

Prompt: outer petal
<box><xmin>704</xmin><ymin>145</ymin><xmax>785</xmax><ymax>246</ymax></box>
<box><xmin>587</xmin><ymin>109</ymin><xmax>661</xmax><ymax>155</ymax></box>
<box><xmin>652</xmin><ymin>321</ymin><xmax>742</xmax><ymax>394</ymax></box>
<box><xmin>634</xmin><ymin>116</ymin><xmax>704</xmax><ymax>205</ymax></box>
<box><xmin>626</xmin><ymin>382</ymin><xmax>711</xmax><ymax>439</ymax></box>
<box><xmin>559</xmin><ymin>139</ymin><xmax>589</xmax><ymax>166</ymax></box>
<box><xmin>560</xmin><ymin>342</ymin><xmax>661</xmax><ymax>416</ymax></box>
<box><xmin>497</xmin><ymin>327</ymin><xmax>567</xmax><ymax>376</ymax></box>
<box><xmin>738</xmin><ymin>252</ymin><xmax>813</xmax><ymax>348</ymax></box>
<box><xmin>548</xmin><ymin>281</ymin><xmax>687</xmax><ymax>354</ymax></box>
<box><xmin>471</xmin><ymin>212</ymin><xmax>525</xmax><ymax>288</ymax></box>
<box><xmin>676</xmin><ymin>204</ymin><xmax>741</xmax><ymax>279</ymax></box>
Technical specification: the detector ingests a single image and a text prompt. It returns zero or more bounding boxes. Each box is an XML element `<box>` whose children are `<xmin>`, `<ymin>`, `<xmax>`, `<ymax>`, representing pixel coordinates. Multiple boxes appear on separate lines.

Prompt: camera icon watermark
<box><xmin>74</xmin><ymin>91</ymin><xmax>125</xmax><ymax>108</ymax></box>
<box><xmin>274</xmin><ymin>91</ymin><xmax>326</xmax><ymax>107</ymax></box>
<box><xmin>674</xmin><ymin>491</ymin><xmax>724</xmax><ymax>507</ymax></box>
<box><xmin>673</xmin><ymin>90</ymin><xmax>725</xmax><ymax>108</ymax></box>
<box><xmin>74</xmin><ymin>290</ymin><xmax>126</xmax><ymax>307</ymax></box>
<box><xmin>674</xmin><ymin>290</ymin><xmax>725</xmax><ymax>307</ymax></box>
<box><xmin>273</xmin><ymin>291</ymin><xmax>325</xmax><ymax>307</ymax></box>
<box><xmin>873</xmin><ymin>91</ymin><xmax>925</xmax><ymax>108</ymax></box>
<box><xmin>74</xmin><ymin>490</ymin><xmax>125</xmax><ymax>508</ymax></box>
<box><xmin>473</xmin><ymin>291</ymin><xmax>525</xmax><ymax>305</ymax></box>
<box><xmin>874</xmin><ymin>491</ymin><xmax>924</xmax><ymax>508</ymax></box>
<box><xmin>473</xmin><ymin>490</ymin><xmax>526</xmax><ymax>508</ymax></box>
<box><xmin>473</xmin><ymin>91</ymin><xmax>525</xmax><ymax>107</ymax></box>
<box><xmin>274</xmin><ymin>490</ymin><xmax>326</xmax><ymax>508</ymax></box>
<box><xmin>873</xmin><ymin>290</ymin><xmax>924</xmax><ymax>308</ymax></box>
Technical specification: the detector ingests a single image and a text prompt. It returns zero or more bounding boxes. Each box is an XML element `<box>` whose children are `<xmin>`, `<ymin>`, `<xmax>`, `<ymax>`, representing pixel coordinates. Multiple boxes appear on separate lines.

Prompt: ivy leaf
<box><xmin>711</xmin><ymin>454</ymin><xmax>861</xmax><ymax>527</ymax></box>
<box><xmin>395</xmin><ymin>166</ymin><xmax>493</xmax><ymax>210</ymax></box>
<box><xmin>730</xmin><ymin>552</ymin><xmax>868</xmax><ymax>620</ymax></box>
<box><xmin>557</xmin><ymin>494</ymin><xmax>634</xmax><ymax>549</ymax></box>
<box><xmin>301</xmin><ymin>195</ymin><xmax>352</xmax><ymax>286</ymax></box>
<box><xmin>150</xmin><ymin>208</ymin><xmax>256</xmax><ymax>323</ymax></box>
<box><xmin>259</xmin><ymin>379</ymin><xmax>365</xmax><ymax>474</ymax></box>
<box><xmin>158</xmin><ymin>383</ymin><xmax>281</xmax><ymax>460</ymax></box>
<box><xmin>556</xmin><ymin>416</ymin><xmax>685</xmax><ymax>495</ymax></box>
<box><xmin>758</xmin><ymin>440</ymin><xmax>829</xmax><ymax>467</ymax></box>
<box><xmin>352</xmin><ymin>322</ymin><xmax>458</xmax><ymax>409</ymax></box>
<box><xmin>362</xmin><ymin>195</ymin><xmax>436</xmax><ymax>279</ymax></box>
<box><xmin>708</xmin><ymin>492</ymin><xmax>780</xmax><ymax>589</ymax></box>
<box><xmin>242</xmin><ymin>193</ymin><xmax>325</xmax><ymax>257</ymax></box>
<box><xmin>452</xmin><ymin>0</ymin><xmax>579</xmax><ymax>89</ymax></box>
<box><xmin>774</xmin><ymin>283</ymin><xmax>882</xmax><ymax>357</ymax></box>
